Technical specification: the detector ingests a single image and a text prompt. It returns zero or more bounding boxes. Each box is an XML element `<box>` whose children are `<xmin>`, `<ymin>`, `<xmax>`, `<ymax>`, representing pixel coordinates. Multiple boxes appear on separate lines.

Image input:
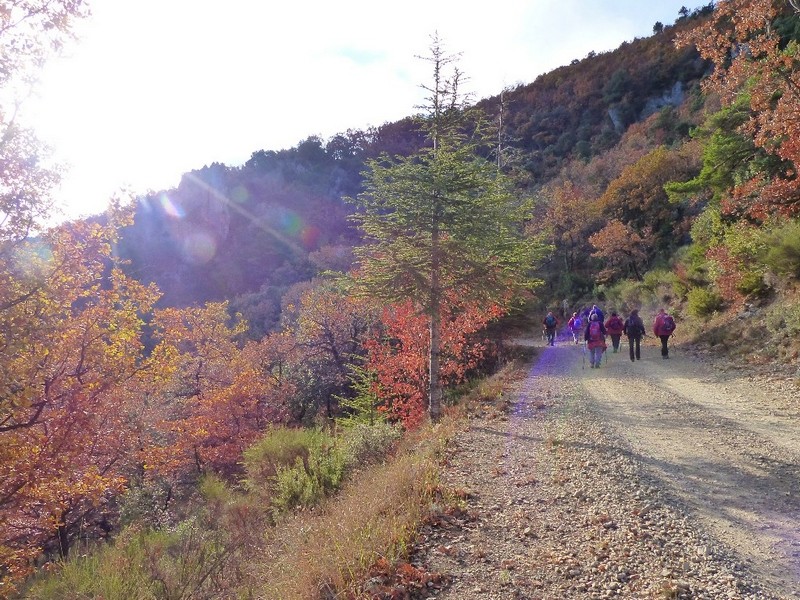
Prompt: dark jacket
<box><xmin>624</xmin><ymin>315</ymin><xmax>645</xmax><ymax>338</ymax></box>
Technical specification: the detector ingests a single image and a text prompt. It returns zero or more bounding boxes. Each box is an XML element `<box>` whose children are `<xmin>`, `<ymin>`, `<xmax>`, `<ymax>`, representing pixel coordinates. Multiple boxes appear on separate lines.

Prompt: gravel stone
<box><xmin>410</xmin><ymin>335</ymin><xmax>800</xmax><ymax>599</ymax></box>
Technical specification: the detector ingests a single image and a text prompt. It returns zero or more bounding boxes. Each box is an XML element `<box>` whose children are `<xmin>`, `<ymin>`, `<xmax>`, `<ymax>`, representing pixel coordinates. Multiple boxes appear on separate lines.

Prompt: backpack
<box><xmin>588</xmin><ymin>321</ymin><xmax>603</xmax><ymax>342</ymax></box>
<box><xmin>627</xmin><ymin>317</ymin><xmax>643</xmax><ymax>336</ymax></box>
<box><xmin>607</xmin><ymin>316</ymin><xmax>623</xmax><ymax>333</ymax></box>
<box><xmin>545</xmin><ymin>315</ymin><xmax>557</xmax><ymax>328</ymax></box>
<box><xmin>662</xmin><ymin>314</ymin><xmax>676</xmax><ymax>334</ymax></box>
<box><xmin>572</xmin><ymin>317</ymin><xmax>582</xmax><ymax>329</ymax></box>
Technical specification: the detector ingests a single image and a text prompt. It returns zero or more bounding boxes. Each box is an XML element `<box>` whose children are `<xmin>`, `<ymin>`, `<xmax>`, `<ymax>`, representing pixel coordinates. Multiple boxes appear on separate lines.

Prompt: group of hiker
<box><xmin>543</xmin><ymin>304</ymin><xmax>677</xmax><ymax>368</ymax></box>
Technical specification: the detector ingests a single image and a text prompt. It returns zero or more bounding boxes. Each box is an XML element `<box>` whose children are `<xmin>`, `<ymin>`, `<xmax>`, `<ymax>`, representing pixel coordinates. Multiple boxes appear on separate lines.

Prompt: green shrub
<box><xmin>336</xmin><ymin>364</ymin><xmax>384</xmax><ymax>427</ymax></box>
<box><xmin>765</xmin><ymin>300</ymin><xmax>800</xmax><ymax>337</ymax></box>
<box><xmin>25</xmin><ymin>521</ymin><xmax>230</xmax><ymax>600</ymax></box>
<box><xmin>735</xmin><ymin>269</ymin><xmax>769</xmax><ymax>297</ymax></box>
<box><xmin>271</xmin><ymin>459</ymin><xmax>318</xmax><ymax>513</ymax></box>
<box><xmin>199</xmin><ymin>473</ymin><xmax>232</xmax><ymax>503</ymax></box>
<box><xmin>243</xmin><ymin>427</ymin><xmax>348</xmax><ymax>516</ymax></box>
<box><xmin>138</xmin><ymin>519</ymin><xmax>229</xmax><ymax>599</ymax></box>
<box><xmin>271</xmin><ymin>443</ymin><xmax>347</xmax><ymax>515</ymax></box>
<box><xmin>641</xmin><ymin>269</ymin><xmax>678</xmax><ymax>303</ymax></box>
<box><xmin>601</xmin><ymin>278</ymin><xmax>658</xmax><ymax>315</ymax></box>
<box><xmin>25</xmin><ymin>531</ymin><xmax>157</xmax><ymax>599</ymax></box>
<box><xmin>686</xmin><ymin>286</ymin><xmax>723</xmax><ymax>318</ymax></box>
<box><xmin>761</xmin><ymin>219</ymin><xmax>800</xmax><ymax>280</ymax></box>
<box><xmin>341</xmin><ymin>422</ymin><xmax>401</xmax><ymax>467</ymax></box>
<box><xmin>242</xmin><ymin>427</ymin><xmax>327</xmax><ymax>490</ymax></box>
<box><xmin>611</xmin><ymin>280</ymin><xmax>642</xmax><ymax>313</ymax></box>
<box><xmin>721</xmin><ymin>220</ymin><xmax>770</xmax><ymax>295</ymax></box>
<box><xmin>680</xmin><ymin>245</ymin><xmax>713</xmax><ymax>288</ymax></box>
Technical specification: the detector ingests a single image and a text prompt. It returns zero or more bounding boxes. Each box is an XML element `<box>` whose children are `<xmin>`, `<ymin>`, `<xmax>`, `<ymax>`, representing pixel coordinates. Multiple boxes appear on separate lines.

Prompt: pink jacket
<box><xmin>653</xmin><ymin>313</ymin><xmax>674</xmax><ymax>336</ymax></box>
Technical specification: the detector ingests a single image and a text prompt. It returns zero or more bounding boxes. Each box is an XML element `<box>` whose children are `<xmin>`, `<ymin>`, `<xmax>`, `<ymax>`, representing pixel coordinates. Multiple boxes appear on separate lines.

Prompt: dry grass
<box><xmin>253</xmin><ymin>424</ymin><xmax>452</xmax><ymax>599</ymax></box>
<box><xmin>448</xmin><ymin>355</ymin><xmax>532</xmax><ymax>421</ymax></box>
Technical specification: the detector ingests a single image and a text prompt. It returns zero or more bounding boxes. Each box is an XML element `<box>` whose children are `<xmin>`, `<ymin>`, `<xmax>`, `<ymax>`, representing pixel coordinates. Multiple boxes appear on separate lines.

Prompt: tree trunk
<box><xmin>429</xmin><ymin>217</ymin><xmax>443</xmax><ymax>422</ymax></box>
<box><xmin>428</xmin><ymin>300</ymin><xmax>442</xmax><ymax>422</ymax></box>
<box><xmin>57</xmin><ymin>520</ymin><xmax>70</xmax><ymax>559</ymax></box>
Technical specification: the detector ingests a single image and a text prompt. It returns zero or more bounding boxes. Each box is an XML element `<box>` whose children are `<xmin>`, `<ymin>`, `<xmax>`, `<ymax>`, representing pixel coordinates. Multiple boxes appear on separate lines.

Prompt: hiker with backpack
<box><xmin>588</xmin><ymin>304</ymin><xmax>605</xmax><ymax>323</ymax></box>
<box><xmin>542</xmin><ymin>311</ymin><xmax>559</xmax><ymax>346</ymax></box>
<box><xmin>567</xmin><ymin>312</ymin><xmax>583</xmax><ymax>344</ymax></box>
<box><xmin>604</xmin><ymin>311</ymin><xmax>625</xmax><ymax>353</ymax></box>
<box><xmin>623</xmin><ymin>309</ymin><xmax>645</xmax><ymax>362</ymax></box>
<box><xmin>653</xmin><ymin>308</ymin><xmax>676</xmax><ymax>359</ymax></box>
<box><xmin>584</xmin><ymin>313</ymin><xmax>607</xmax><ymax>368</ymax></box>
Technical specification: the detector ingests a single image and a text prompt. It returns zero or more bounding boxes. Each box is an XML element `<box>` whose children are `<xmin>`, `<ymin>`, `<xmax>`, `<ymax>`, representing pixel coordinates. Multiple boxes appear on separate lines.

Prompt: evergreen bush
<box><xmin>686</xmin><ymin>286</ymin><xmax>724</xmax><ymax>317</ymax></box>
<box><xmin>761</xmin><ymin>220</ymin><xmax>800</xmax><ymax>280</ymax></box>
<box><xmin>341</xmin><ymin>422</ymin><xmax>401</xmax><ymax>467</ymax></box>
<box><xmin>271</xmin><ymin>442</ymin><xmax>347</xmax><ymax>515</ymax></box>
<box><xmin>242</xmin><ymin>427</ymin><xmax>326</xmax><ymax>490</ymax></box>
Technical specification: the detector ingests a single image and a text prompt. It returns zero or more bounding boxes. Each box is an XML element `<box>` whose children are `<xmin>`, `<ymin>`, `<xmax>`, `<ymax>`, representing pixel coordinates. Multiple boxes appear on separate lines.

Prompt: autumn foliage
<box><xmin>365</xmin><ymin>296</ymin><xmax>504</xmax><ymax>428</ymax></box>
<box><xmin>589</xmin><ymin>219</ymin><xmax>650</xmax><ymax>282</ymax></box>
<box><xmin>140</xmin><ymin>303</ymin><xmax>292</xmax><ymax>479</ymax></box>
<box><xmin>14</xmin><ymin>2</ymin><xmax>800</xmax><ymax>594</ymax></box>
<box><xmin>0</xmin><ymin>225</ymin><xmax>506</xmax><ymax>592</ymax></box>
<box><xmin>677</xmin><ymin>0</ymin><xmax>800</xmax><ymax>218</ymax></box>
<box><xmin>0</xmin><ymin>217</ymin><xmax>160</xmax><ymax>588</ymax></box>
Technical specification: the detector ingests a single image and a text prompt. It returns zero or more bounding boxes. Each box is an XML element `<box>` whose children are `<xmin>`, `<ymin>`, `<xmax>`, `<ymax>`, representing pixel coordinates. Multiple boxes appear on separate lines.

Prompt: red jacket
<box><xmin>604</xmin><ymin>315</ymin><xmax>624</xmax><ymax>335</ymax></box>
<box><xmin>584</xmin><ymin>320</ymin><xmax>607</xmax><ymax>350</ymax></box>
<box><xmin>653</xmin><ymin>313</ymin><xmax>675</xmax><ymax>336</ymax></box>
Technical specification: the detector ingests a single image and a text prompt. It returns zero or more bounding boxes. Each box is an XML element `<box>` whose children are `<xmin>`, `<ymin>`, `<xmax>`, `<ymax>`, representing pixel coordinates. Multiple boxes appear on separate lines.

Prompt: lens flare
<box><xmin>300</xmin><ymin>225</ymin><xmax>320</xmax><ymax>248</ymax></box>
<box><xmin>181</xmin><ymin>230</ymin><xmax>217</xmax><ymax>264</ymax></box>
<box><xmin>12</xmin><ymin>240</ymin><xmax>53</xmax><ymax>281</ymax></box>
<box><xmin>280</xmin><ymin>211</ymin><xmax>303</xmax><ymax>235</ymax></box>
<box><xmin>230</xmin><ymin>184</ymin><xmax>250</xmax><ymax>204</ymax></box>
<box><xmin>159</xmin><ymin>193</ymin><xmax>185</xmax><ymax>219</ymax></box>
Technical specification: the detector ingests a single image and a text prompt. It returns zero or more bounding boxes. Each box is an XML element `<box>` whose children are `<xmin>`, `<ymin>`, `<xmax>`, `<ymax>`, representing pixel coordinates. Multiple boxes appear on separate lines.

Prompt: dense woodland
<box><xmin>3</xmin><ymin>1</ymin><xmax>800</xmax><ymax>596</ymax></box>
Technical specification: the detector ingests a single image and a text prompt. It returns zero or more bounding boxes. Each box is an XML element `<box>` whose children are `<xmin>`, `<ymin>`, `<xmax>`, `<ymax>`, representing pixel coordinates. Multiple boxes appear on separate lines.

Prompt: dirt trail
<box><xmin>581</xmin><ymin>337</ymin><xmax>800</xmax><ymax>597</ymax></box>
<box><xmin>412</xmin><ymin>332</ymin><xmax>800</xmax><ymax>599</ymax></box>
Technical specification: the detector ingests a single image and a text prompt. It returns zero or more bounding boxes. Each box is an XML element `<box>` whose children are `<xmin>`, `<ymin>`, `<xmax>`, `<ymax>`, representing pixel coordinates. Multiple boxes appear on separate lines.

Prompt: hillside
<box><xmin>114</xmin><ymin>10</ymin><xmax>712</xmax><ymax>323</ymax></box>
<box><xmin>7</xmin><ymin>2</ymin><xmax>800</xmax><ymax>593</ymax></box>
<box><xmin>475</xmin><ymin>16</ymin><xmax>709</xmax><ymax>183</ymax></box>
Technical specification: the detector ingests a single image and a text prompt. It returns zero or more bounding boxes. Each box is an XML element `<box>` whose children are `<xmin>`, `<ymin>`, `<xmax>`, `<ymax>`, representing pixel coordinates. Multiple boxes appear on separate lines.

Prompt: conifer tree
<box><xmin>349</xmin><ymin>36</ymin><xmax>542</xmax><ymax>421</ymax></box>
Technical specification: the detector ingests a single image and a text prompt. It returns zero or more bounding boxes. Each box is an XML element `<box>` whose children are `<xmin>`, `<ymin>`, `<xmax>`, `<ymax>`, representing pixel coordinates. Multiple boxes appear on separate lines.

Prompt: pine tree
<box><xmin>349</xmin><ymin>36</ymin><xmax>542</xmax><ymax>421</ymax></box>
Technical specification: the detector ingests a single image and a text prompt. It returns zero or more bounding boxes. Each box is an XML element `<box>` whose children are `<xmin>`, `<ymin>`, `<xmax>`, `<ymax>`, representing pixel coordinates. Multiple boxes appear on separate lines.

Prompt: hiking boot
<box><xmin>631</xmin><ymin>358</ymin><xmax>635</xmax><ymax>362</ymax></box>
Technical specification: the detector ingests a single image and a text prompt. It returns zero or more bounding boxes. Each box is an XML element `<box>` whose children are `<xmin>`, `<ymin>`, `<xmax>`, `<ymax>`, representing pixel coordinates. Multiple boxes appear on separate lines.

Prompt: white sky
<box><xmin>22</xmin><ymin>0</ymin><xmax>699</xmax><ymax>220</ymax></box>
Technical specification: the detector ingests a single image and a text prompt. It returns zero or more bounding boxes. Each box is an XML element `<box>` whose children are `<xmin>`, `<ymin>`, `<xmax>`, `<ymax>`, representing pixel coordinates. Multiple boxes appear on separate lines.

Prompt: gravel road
<box><xmin>411</xmin><ymin>333</ymin><xmax>800</xmax><ymax>599</ymax></box>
